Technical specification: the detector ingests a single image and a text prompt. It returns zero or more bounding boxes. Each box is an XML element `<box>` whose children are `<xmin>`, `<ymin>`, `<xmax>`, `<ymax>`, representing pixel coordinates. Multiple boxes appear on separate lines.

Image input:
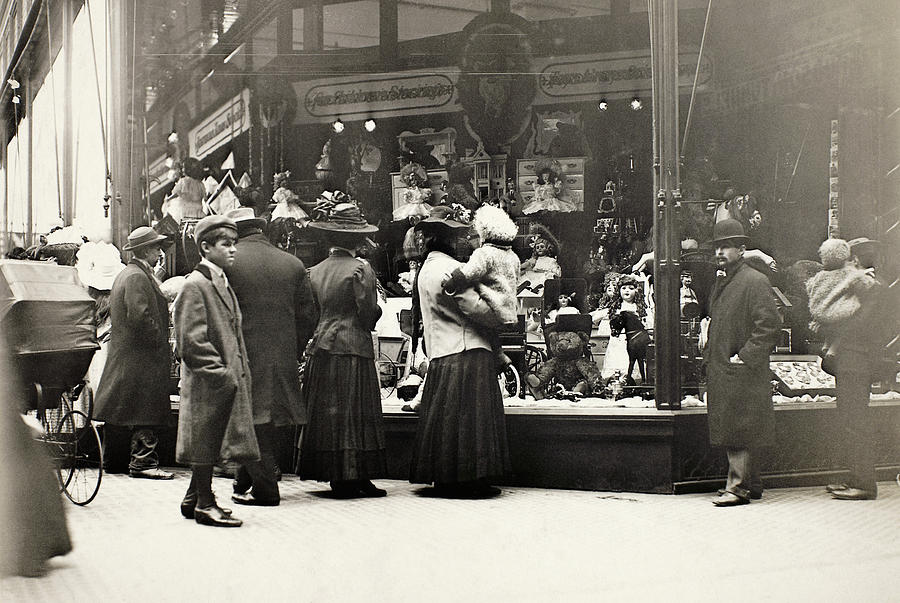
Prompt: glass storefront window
<box><xmin>398</xmin><ymin>0</ymin><xmax>487</xmax><ymax>42</ymax></box>
<box><xmin>324</xmin><ymin>1</ymin><xmax>379</xmax><ymax>49</ymax></box>
<box><xmin>31</xmin><ymin>69</ymin><xmax>65</xmax><ymax>234</ymax></box>
<box><xmin>6</xmin><ymin>116</ymin><xmax>28</xmax><ymax>241</ymax></box>
<box><xmin>252</xmin><ymin>19</ymin><xmax>277</xmax><ymax>69</ymax></box>
<box><xmin>292</xmin><ymin>8</ymin><xmax>304</xmax><ymax>51</ymax></box>
<box><xmin>512</xmin><ymin>0</ymin><xmax>611</xmax><ymax>21</ymax></box>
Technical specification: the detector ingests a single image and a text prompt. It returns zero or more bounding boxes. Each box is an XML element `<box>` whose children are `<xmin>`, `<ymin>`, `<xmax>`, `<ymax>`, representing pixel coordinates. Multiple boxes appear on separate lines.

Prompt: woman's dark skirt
<box><xmin>298</xmin><ymin>351</ymin><xmax>387</xmax><ymax>482</ymax></box>
<box><xmin>410</xmin><ymin>348</ymin><xmax>510</xmax><ymax>485</ymax></box>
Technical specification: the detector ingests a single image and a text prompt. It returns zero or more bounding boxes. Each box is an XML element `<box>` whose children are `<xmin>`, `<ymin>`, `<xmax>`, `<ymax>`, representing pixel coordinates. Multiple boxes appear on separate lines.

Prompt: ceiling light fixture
<box><xmin>364</xmin><ymin>118</ymin><xmax>376</xmax><ymax>132</ymax></box>
<box><xmin>332</xmin><ymin>119</ymin><xmax>345</xmax><ymax>133</ymax></box>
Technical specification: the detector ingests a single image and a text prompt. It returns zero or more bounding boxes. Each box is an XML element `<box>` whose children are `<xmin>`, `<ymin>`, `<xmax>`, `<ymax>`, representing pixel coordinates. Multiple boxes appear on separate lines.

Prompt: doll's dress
<box><xmin>523</xmin><ymin>182</ymin><xmax>576</xmax><ymax>214</ymax></box>
<box><xmin>601</xmin><ymin>301</ymin><xmax>642</xmax><ymax>379</ymax></box>
<box><xmin>270</xmin><ymin>186</ymin><xmax>310</xmax><ymax>225</ymax></box>
<box><xmin>163</xmin><ymin>176</ymin><xmax>206</xmax><ymax>223</ymax></box>
<box><xmin>518</xmin><ymin>255</ymin><xmax>561</xmax><ymax>295</ymax></box>
<box><xmin>589</xmin><ymin>307</ymin><xmax>612</xmax><ymax>371</ymax></box>
<box><xmin>392</xmin><ymin>186</ymin><xmax>433</xmax><ymax>222</ymax></box>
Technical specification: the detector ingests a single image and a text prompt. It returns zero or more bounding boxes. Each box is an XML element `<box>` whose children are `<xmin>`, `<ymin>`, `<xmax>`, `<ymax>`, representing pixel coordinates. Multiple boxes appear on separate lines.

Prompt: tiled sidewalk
<box><xmin>2</xmin><ymin>471</ymin><xmax>899</xmax><ymax>602</ymax></box>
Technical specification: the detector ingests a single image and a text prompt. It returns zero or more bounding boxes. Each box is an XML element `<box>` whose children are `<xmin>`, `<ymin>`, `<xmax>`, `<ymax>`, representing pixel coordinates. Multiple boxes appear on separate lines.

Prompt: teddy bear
<box><xmin>525</xmin><ymin>330</ymin><xmax>601</xmax><ymax>400</ymax></box>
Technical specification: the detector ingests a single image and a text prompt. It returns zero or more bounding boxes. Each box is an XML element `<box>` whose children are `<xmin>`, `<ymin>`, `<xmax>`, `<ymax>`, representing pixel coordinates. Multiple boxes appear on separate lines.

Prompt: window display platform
<box><xmin>381</xmin><ymin>394</ymin><xmax>900</xmax><ymax>494</ymax></box>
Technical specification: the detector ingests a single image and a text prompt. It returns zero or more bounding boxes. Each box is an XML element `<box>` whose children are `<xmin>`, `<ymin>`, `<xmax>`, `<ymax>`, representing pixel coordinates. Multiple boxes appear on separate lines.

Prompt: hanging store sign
<box><xmin>295</xmin><ymin>72</ymin><xmax>457</xmax><ymax>123</ymax></box>
<box><xmin>291</xmin><ymin>51</ymin><xmax>711</xmax><ymax>125</ymax></box>
<box><xmin>535</xmin><ymin>50</ymin><xmax>710</xmax><ymax>103</ymax></box>
<box><xmin>148</xmin><ymin>154</ymin><xmax>175</xmax><ymax>195</ymax></box>
<box><xmin>188</xmin><ymin>89</ymin><xmax>250</xmax><ymax>159</ymax></box>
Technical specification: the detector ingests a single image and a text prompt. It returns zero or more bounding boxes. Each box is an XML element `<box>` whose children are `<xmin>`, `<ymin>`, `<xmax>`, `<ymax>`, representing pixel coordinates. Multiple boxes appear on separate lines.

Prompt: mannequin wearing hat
<box><xmin>298</xmin><ymin>204</ymin><xmax>388</xmax><ymax>498</ymax></box>
<box><xmin>93</xmin><ymin>226</ymin><xmax>175</xmax><ymax>481</ymax></box>
<box><xmin>174</xmin><ymin>215</ymin><xmax>260</xmax><ymax>527</ymax></box>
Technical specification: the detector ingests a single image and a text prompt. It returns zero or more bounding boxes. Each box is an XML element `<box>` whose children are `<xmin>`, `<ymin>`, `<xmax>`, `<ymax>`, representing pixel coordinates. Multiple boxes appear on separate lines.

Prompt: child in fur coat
<box><xmin>441</xmin><ymin>204</ymin><xmax>520</xmax><ymax>369</ymax></box>
<box><xmin>806</xmin><ymin>238</ymin><xmax>878</xmax><ymax>351</ymax></box>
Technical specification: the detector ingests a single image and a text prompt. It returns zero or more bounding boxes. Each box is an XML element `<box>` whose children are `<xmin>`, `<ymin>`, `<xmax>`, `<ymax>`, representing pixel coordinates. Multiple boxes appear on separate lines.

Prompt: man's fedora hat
<box><xmin>225</xmin><ymin>206</ymin><xmax>267</xmax><ymax>231</ymax></box>
<box><xmin>123</xmin><ymin>226</ymin><xmax>168</xmax><ymax>251</ymax></box>
<box><xmin>194</xmin><ymin>214</ymin><xmax>238</xmax><ymax>246</ymax></box>
<box><xmin>706</xmin><ymin>218</ymin><xmax>750</xmax><ymax>246</ymax></box>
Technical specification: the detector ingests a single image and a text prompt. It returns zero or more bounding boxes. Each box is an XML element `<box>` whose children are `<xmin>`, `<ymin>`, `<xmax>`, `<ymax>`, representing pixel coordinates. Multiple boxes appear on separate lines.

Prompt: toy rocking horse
<box><xmin>609</xmin><ymin>310</ymin><xmax>651</xmax><ymax>384</ymax></box>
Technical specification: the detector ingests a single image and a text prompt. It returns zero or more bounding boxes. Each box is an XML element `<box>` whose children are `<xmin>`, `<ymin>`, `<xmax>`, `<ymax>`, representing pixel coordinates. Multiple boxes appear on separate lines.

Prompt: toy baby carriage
<box><xmin>0</xmin><ymin>260</ymin><xmax>104</xmax><ymax>504</ymax></box>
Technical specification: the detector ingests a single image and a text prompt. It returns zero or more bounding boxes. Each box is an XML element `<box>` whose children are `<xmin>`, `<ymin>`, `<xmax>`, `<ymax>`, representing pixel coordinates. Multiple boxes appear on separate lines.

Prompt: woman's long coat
<box><xmin>704</xmin><ymin>261</ymin><xmax>781</xmax><ymax>447</ymax></box>
<box><xmin>174</xmin><ymin>263</ymin><xmax>258</xmax><ymax>464</ymax></box>
<box><xmin>93</xmin><ymin>260</ymin><xmax>171</xmax><ymax>426</ymax></box>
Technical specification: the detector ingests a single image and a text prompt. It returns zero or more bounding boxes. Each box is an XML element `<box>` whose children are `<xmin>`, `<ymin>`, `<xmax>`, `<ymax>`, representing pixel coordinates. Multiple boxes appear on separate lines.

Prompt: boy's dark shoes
<box><xmin>194</xmin><ymin>505</ymin><xmax>243</xmax><ymax>527</ymax></box>
<box><xmin>231</xmin><ymin>492</ymin><xmax>280</xmax><ymax>506</ymax></box>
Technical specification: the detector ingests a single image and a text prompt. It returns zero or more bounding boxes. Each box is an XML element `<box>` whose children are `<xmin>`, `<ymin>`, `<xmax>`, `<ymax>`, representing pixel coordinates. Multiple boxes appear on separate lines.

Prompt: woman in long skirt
<box><xmin>409</xmin><ymin>206</ymin><xmax>510</xmax><ymax>498</ymax></box>
<box><xmin>298</xmin><ymin>203</ymin><xmax>388</xmax><ymax>497</ymax></box>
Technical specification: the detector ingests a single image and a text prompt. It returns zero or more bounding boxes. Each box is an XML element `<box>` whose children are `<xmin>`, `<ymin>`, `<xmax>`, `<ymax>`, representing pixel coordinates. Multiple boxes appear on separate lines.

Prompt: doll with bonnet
<box><xmin>270</xmin><ymin>170</ymin><xmax>310</xmax><ymax>225</ymax></box>
<box><xmin>523</xmin><ymin>158</ymin><xmax>576</xmax><ymax>214</ymax></box>
<box><xmin>518</xmin><ymin>224</ymin><xmax>561</xmax><ymax>295</ymax></box>
<box><xmin>163</xmin><ymin>157</ymin><xmax>207</xmax><ymax>223</ymax></box>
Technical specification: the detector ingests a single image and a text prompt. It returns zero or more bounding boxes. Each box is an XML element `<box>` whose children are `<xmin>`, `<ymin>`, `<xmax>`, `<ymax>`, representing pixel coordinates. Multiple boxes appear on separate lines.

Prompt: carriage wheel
<box><xmin>55</xmin><ymin>409</ymin><xmax>103</xmax><ymax>505</ymax></box>
<box><xmin>498</xmin><ymin>363</ymin><xmax>521</xmax><ymax>399</ymax></box>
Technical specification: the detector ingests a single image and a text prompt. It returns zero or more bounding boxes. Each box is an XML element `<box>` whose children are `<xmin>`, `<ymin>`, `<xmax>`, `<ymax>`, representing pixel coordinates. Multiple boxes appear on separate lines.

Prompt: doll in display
<box><xmin>517</xmin><ymin>226</ymin><xmax>562</xmax><ymax>295</ymax></box>
<box><xmin>392</xmin><ymin>162</ymin><xmax>434</xmax><ymax>222</ymax></box>
<box><xmin>162</xmin><ymin>157</ymin><xmax>207</xmax><ymax>223</ymax></box>
<box><xmin>523</xmin><ymin>158</ymin><xmax>576</xmax><ymax>215</ymax></box>
<box><xmin>606</xmin><ymin>273</ymin><xmax>650</xmax><ymax>384</ymax></box>
<box><xmin>589</xmin><ymin>272</ymin><xmax>620</xmax><ymax>339</ymax></box>
<box><xmin>397</xmin><ymin>259</ymin><xmax>419</xmax><ymax>295</ymax></box>
<box><xmin>270</xmin><ymin>170</ymin><xmax>311</xmax><ymax>225</ymax></box>
<box><xmin>546</xmin><ymin>292</ymin><xmax>579</xmax><ymax>325</ymax></box>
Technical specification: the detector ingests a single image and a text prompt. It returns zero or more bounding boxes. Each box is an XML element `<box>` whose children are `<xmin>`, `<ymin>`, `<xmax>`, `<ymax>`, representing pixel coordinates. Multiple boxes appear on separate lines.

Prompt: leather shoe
<box><xmin>717</xmin><ymin>488</ymin><xmax>762</xmax><ymax>500</ymax></box>
<box><xmin>181</xmin><ymin>495</ymin><xmax>232</xmax><ymax>519</ymax></box>
<box><xmin>231</xmin><ymin>492</ymin><xmax>280</xmax><ymax>506</ymax></box>
<box><xmin>130</xmin><ymin>467</ymin><xmax>174</xmax><ymax>480</ymax></box>
<box><xmin>825</xmin><ymin>483</ymin><xmax>849</xmax><ymax>493</ymax></box>
<box><xmin>712</xmin><ymin>492</ymin><xmax>750</xmax><ymax>507</ymax></box>
<box><xmin>357</xmin><ymin>480</ymin><xmax>387</xmax><ymax>498</ymax></box>
<box><xmin>831</xmin><ymin>487</ymin><xmax>876</xmax><ymax>500</ymax></box>
<box><xmin>194</xmin><ymin>505</ymin><xmax>242</xmax><ymax>527</ymax></box>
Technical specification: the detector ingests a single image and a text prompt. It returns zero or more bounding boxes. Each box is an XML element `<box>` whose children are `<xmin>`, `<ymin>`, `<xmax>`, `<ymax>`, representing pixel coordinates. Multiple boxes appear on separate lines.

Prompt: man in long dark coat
<box><xmin>224</xmin><ymin>207</ymin><xmax>318</xmax><ymax>505</ymax></box>
<box><xmin>94</xmin><ymin>226</ymin><xmax>174</xmax><ymax>479</ymax></box>
<box><xmin>703</xmin><ymin>219</ymin><xmax>780</xmax><ymax>506</ymax></box>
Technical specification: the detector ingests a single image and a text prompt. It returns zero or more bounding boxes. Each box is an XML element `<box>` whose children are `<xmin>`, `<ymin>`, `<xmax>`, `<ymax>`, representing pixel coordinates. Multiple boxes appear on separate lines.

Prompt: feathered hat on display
<box><xmin>399</xmin><ymin>162</ymin><xmax>428</xmax><ymax>187</ymax></box>
<box><xmin>307</xmin><ymin>196</ymin><xmax>378</xmax><ymax>234</ymax></box>
<box><xmin>533</xmin><ymin>157</ymin><xmax>561</xmax><ymax>180</ymax></box>
<box><xmin>527</xmin><ymin>222</ymin><xmax>560</xmax><ymax>256</ymax></box>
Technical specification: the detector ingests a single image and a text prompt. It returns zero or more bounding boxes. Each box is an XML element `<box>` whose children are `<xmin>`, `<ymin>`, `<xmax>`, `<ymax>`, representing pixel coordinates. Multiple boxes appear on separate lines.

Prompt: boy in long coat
<box><xmin>175</xmin><ymin>215</ymin><xmax>259</xmax><ymax>527</ymax></box>
<box><xmin>703</xmin><ymin>219</ymin><xmax>781</xmax><ymax>507</ymax></box>
<box><xmin>224</xmin><ymin>207</ymin><xmax>318</xmax><ymax>506</ymax></box>
<box><xmin>94</xmin><ymin>226</ymin><xmax>174</xmax><ymax>479</ymax></box>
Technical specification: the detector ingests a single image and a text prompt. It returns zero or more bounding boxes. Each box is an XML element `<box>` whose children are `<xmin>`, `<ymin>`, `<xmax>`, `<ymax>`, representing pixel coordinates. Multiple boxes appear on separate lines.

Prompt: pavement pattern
<box><xmin>2</xmin><ymin>471</ymin><xmax>900</xmax><ymax>602</ymax></box>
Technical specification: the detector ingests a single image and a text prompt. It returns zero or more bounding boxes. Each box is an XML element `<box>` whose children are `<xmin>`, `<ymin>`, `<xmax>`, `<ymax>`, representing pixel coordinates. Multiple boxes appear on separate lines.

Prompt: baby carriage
<box><xmin>0</xmin><ymin>260</ymin><xmax>104</xmax><ymax>504</ymax></box>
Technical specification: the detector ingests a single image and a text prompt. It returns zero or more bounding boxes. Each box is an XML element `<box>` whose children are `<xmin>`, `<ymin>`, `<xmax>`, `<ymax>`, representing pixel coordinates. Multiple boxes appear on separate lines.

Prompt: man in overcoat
<box><xmin>703</xmin><ymin>219</ymin><xmax>781</xmax><ymax>506</ymax></box>
<box><xmin>94</xmin><ymin>226</ymin><xmax>174</xmax><ymax>479</ymax></box>
<box><xmin>175</xmin><ymin>215</ymin><xmax>259</xmax><ymax>527</ymax></box>
<box><xmin>224</xmin><ymin>207</ymin><xmax>318</xmax><ymax>506</ymax></box>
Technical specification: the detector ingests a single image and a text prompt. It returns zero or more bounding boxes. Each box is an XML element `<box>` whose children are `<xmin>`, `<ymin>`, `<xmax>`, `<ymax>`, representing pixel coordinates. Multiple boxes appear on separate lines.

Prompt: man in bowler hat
<box><xmin>94</xmin><ymin>226</ymin><xmax>174</xmax><ymax>479</ymax></box>
<box><xmin>702</xmin><ymin>219</ymin><xmax>781</xmax><ymax>506</ymax></box>
<box><xmin>224</xmin><ymin>207</ymin><xmax>318</xmax><ymax>506</ymax></box>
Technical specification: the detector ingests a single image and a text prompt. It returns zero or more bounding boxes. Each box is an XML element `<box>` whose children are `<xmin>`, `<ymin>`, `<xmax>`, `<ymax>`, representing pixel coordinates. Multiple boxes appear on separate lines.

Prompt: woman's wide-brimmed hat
<box><xmin>417</xmin><ymin>204</ymin><xmax>472</xmax><ymax>231</ymax></box>
<box><xmin>705</xmin><ymin>218</ymin><xmax>749</xmax><ymax>246</ymax></box>
<box><xmin>123</xmin><ymin>225</ymin><xmax>169</xmax><ymax>251</ymax></box>
<box><xmin>76</xmin><ymin>241</ymin><xmax>126</xmax><ymax>291</ymax></box>
<box><xmin>307</xmin><ymin>202</ymin><xmax>378</xmax><ymax>234</ymax></box>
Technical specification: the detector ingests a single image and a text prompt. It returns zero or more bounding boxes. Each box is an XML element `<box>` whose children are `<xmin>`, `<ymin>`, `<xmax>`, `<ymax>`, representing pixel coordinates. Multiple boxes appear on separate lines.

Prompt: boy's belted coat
<box><xmin>174</xmin><ymin>263</ymin><xmax>259</xmax><ymax>464</ymax></box>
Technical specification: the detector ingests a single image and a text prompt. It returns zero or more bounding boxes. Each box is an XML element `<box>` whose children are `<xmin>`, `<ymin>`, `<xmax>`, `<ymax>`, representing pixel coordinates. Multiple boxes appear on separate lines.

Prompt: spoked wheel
<box><xmin>54</xmin><ymin>409</ymin><xmax>103</xmax><ymax>505</ymax></box>
<box><xmin>524</xmin><ymin>345</ymin><xmax>546</xmax><ymax>374</ymax></box>
<box><xmin>499</xmin><ymin>363</ymin><xmax>521</xmax><ymax>398</ymax></box>
<box><xmin>376</xmin><ymin>352</ymin><xmax>400</xmax><ymax>399</ymax></box>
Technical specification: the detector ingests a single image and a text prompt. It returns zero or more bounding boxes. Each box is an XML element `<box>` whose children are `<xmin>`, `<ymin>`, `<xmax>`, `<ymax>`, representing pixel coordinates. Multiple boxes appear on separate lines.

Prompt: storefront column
<box><xmin>649</xmin><ymin>0</ymin><xmax>682</xmax><ymax>409</ymax></box>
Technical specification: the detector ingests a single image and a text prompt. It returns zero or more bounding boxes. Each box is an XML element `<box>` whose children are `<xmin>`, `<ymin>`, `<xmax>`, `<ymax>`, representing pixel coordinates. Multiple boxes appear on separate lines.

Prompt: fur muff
<box><xmin>474</xmin><ymin>204</ymin><xmax>518</xmax><ymax>244</ymax></box>
<box><xmin>806</xmin><ymin>263</ymin><xmax>876</xmax><ymax>337</ymax></box>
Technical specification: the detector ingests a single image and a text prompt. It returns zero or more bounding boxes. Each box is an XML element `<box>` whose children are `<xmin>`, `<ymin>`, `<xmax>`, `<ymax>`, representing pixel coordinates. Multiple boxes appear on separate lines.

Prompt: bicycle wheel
<box><xmin>56</xmin><ymin>409</ymin><xmax>103</xmax><ymax>505</ymax></box>
<box><xmin>38</xmin><ymin>406</ymin><xmax>77</xmax><ymax>491</ymax></box>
